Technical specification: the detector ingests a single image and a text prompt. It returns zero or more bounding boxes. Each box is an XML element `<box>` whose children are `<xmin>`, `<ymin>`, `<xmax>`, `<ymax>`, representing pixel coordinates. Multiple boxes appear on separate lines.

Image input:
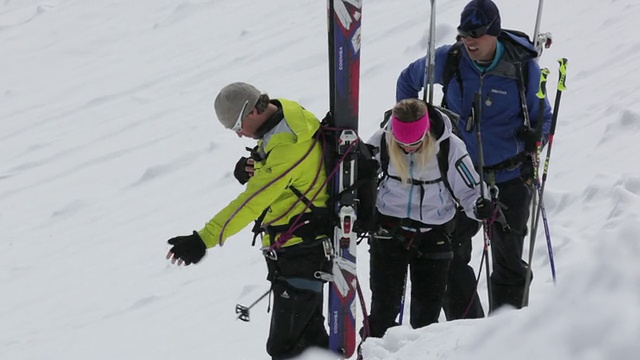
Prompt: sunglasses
<box><xmin>230</xmin><ymin>100</ymin><xmax>250</xmax><ymax>132</ymax></box>
<box><xmin>394</xmin><ymin>132</ymin><xmax>427</xmax><ymax>148</ymax></box>
<box><xmin>396</xmin><ymin>139</ymin><xmax>424</xmax><ymax>148</ymax></box>
<box><xmin>457</xmin><ymin>17</ymin><xmax>496</xmax><ymax>39</ymax></box>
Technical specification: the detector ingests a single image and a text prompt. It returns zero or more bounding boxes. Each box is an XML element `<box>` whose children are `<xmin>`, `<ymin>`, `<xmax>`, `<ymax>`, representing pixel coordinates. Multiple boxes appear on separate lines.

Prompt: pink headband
<box><xmin>391</xmin><ymin>112</ymin><xmax>430</xmax><ymax>145</ymax></box>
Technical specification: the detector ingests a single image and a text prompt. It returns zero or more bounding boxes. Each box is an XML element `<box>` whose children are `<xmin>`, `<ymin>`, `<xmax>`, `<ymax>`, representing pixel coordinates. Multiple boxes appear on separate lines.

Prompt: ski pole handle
<box><xmin>549</xmin><ymin>58</ymin><xmax>568</xmax><ymax>137</ymax></box>
<box><xmin>533</xmin><ymin>68</ymin><xmax>550</xmax><ymax>165</ymax></box>
<box><xmin>536</xmin><ymin>68</ymin><xmax>550</xmax><ymax>100</ymax></box>
<box><xmin>557</xmin><ymin>58</ymin><xmax>568</xmax><ymax>92</ymax></box>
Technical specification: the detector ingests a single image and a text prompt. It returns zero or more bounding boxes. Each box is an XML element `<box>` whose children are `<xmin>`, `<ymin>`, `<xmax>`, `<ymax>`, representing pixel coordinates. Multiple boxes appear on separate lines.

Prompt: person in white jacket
<box><xmin>365</xmin><ymin>98</ymin><xmax>492</xmax><ymax>338</ymax></box>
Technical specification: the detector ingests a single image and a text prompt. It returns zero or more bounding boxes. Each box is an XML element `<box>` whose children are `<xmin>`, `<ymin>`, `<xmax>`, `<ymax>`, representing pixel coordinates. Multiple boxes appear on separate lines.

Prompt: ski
<box><xmin>532</xmin><ymin>0</ymin><xmax>553</xmax><ymax>59</ymax></box>
<box><xmin>327</xmin><ymin>0</ymin><xmax>362</xmax><ymax>357</ymax></box>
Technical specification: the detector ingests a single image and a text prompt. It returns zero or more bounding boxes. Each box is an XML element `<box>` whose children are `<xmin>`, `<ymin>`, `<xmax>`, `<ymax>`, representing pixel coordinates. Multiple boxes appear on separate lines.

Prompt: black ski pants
<box><xmin>445</xmin><ymin>178</ymin><xmax>533</xmax><ymax>313</ymax></box>
<box><xmin>265</xmin><ymin>240</ymin><xmax>332</xmax><ymax>359</ymax></box>
<box><xmin>368</xmin><ymin>223</ymin><xmax>453</xmax><ymax>338</ymax></box>
<box><xmin>443</xmin><ymin>209</ymin><xmax>485</xmax><ymax>320</ymax></box>
<box><xmin>488</xmin><ymin>177</ymin><xmax>534</xmax><ymax>310</ymax></box>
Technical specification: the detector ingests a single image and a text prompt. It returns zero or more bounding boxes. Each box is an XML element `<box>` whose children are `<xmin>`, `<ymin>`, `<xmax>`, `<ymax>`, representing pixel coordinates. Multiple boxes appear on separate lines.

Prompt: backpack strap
<box><xmin>380</xmin><ymin>134</ymin><xmax>390</xmax><ymax>181</ymax></box>
<box><xmin>441</xmin><ymin>42</ymin><xmax>464</xmax><ymax>109</ymax></box>
<box><xmin>436</xmin><ymin>138</ymin><xmax>457</xmax><ymax>203</ymax></box>
<box><xmin>379</xmin><ymin>135</ymin><xmax>455</xmax><ymax>203</ymax></box>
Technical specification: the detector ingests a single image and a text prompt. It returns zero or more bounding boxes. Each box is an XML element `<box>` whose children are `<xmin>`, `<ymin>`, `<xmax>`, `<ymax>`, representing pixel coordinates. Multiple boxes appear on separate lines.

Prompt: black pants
<box><xmin>265</xmin><ymin>241</ymin><xmax>331</xmax><ymax>359</ymax></box>
<box><xmin>368</xmin><ymin>223</ymin><xmax>453</xmax><ymax>338</ymax></box>
<box><xmin>489</xmin><ymin>178</ymin><xmax>533</xmax><ymax>310</ymax></box>
<box><xmin>448</xmin><ymin>178</ymin><xmax>533</xmax><ymax>313</ymax></box>
<box><xmin>443</xmin><ymin>210</ymin><xmax>484</xmax><ymax>320</ymax></box>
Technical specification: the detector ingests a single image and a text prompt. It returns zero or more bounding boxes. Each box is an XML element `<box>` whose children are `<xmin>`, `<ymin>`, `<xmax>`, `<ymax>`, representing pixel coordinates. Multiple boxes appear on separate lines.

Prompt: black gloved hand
<box><xmin>518</xmin><ymin>126</ymin><xmax>541</xmax><ymax>153</ymax></box>
<box><xmin>234</xmin><ymin>156</ymin><xmax>255</xmax><ymax>185</ymax></box>
<box><xmin>474</xmin><ymin>198</ymin><xmax>494</xmax><ymax>220</ymax></box>
<box><xmin>166</xmin><ymin>231</ymin><xmax>207</xmax><ymax>266</ymax></box>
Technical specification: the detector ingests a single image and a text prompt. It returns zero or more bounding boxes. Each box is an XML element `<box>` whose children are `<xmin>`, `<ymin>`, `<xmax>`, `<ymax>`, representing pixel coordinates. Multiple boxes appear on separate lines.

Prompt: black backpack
<box><xmin>252</xmin><ymin>113</ymin><xmax>379</xmax><ymax>246</ymax></box>
<box><xmin>314</xmin><ymin>113</ymin><xmax>380</xmax><ymax>236</ymax></box>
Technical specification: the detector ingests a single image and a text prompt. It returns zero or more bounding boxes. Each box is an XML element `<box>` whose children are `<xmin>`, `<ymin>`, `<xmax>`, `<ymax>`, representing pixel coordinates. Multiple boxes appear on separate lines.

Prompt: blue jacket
<box><xmin>396</xmin><ymin>32</ymin><xmax>552</xmax><ymax>184</ymax></box>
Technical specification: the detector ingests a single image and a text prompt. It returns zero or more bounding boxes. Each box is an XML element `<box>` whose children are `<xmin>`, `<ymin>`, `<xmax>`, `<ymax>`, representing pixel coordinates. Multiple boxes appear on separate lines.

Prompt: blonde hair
<box><xmin>393</xmin><ymin>98</ymin><xmax>426</xmax><ymax>122</ymax></box>
<box><xmin>386</xmin><ymin>99</ymin><xmax>436</xmax><ymax>183</ymax></box>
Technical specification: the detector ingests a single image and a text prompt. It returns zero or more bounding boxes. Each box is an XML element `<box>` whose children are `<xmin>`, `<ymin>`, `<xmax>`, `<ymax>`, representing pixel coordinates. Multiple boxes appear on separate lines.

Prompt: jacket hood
<box><xmin>426</xmin><ymin>104</ymin><xmax>455</xmax><ymax>145</ymax></box>
<box><xmin>500</xmin><ymin>30</ymin><xmax>538</xmax><ymax>62</ymax></box>
<box><xmin>260</xmin><ymin>98</ymin><xmax>320</xmax><ymax>155</ymax></box>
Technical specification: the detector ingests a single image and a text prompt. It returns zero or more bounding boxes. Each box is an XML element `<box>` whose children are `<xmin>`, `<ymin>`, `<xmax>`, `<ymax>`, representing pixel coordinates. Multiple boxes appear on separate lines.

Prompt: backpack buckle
<box><xmin>261</xmin><ymin>248</ymin><xmax>278</xmax><ymax>261</ymax></box>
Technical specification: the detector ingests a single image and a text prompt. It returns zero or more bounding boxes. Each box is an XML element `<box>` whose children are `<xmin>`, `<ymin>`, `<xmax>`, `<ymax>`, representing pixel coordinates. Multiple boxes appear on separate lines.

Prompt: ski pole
<box><xmin>526</xmin><ymin>67</ymin><xmax>549</xmax><ymax>261</ymax></box>
<box><xmin>423</xmin><ymin>0</ymin><xmax>437</xmax><ymax>104</ymax></box>
<box><xmin>537</xmin><ymin>197</ymin><xmax>557</xmax><ymax>282</ymax></box>
<box><xmin>467</xmin><ymin>242</ymin><xmax>489</xmax><ymax>317</ymax></box>
<box><xmin>522</xmin><ymin>67</ymin><xmax>549</xmax><ymax>307</ymax></box>
<box><xmin>397</xmin><ymin>270</ymin><xmax>409</xmax><ymax>325</ymax></box>
<box><xmin>356</xmin><ymin>277</ymin><xmax>370</xmax><ymax>340</ymax></box>
<box><xmin>536</xmin><ymin>58</ymin><xmax>567</xmax><ymax>219</ymax></box>
<box><xmin>235</xmin><ymin>288</ymin><xmax>271</xmax><ymax>322</ymax></box>
<box><xmin>534</xmin><ymin>59</ymin><xmax>567</xmax><ymax>273</ymax></box>
<box><xmin>528</xmin><ymin>68</ymin><xmax>550</xmax><ymax>255</ymax></box>
<box><xmin>472</xmin><ymin>91</ymin><xmax>493</xmax><ymax>312</ymax></box>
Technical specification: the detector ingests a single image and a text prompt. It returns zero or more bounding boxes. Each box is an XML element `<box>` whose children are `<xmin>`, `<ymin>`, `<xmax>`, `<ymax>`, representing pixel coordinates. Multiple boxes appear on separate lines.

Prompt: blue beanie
<box><xmin>459</xmin><ymin>0</ymin><xmax>501</xmax><ymax>37</ymax></box>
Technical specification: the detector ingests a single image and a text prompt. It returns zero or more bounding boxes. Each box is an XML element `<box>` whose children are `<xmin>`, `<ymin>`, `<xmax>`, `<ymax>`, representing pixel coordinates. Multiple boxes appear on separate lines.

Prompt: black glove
<box><xmin>517</xmin><ymin>126</ymin><xmax>541</xmax><ymax>153</ymax></box>
<box><xmin>234</xmin><ymin>156</ymin><xmax>254</xmax><ymax>185</ymax></box>
<box><xmin>167</xmin><ymin>231</ymin><xmax>207</xmax><ymax>265</ymax></box>
<box><xmin>474</xmin><ymin>198</ymin><xmax>494</xmax><ymax>220</ymax></box>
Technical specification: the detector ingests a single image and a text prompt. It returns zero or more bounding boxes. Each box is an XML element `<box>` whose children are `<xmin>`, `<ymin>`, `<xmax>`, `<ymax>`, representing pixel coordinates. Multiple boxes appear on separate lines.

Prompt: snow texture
<box><xmin>1</xmin><ymin>0</ymin><xmax>639</xmax><ymax>359</ymax></box>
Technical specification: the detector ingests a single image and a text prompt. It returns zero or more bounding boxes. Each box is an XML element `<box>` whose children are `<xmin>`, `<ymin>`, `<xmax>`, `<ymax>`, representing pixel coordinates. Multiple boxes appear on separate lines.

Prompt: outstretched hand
<box><xmin>166</xmin><ymin>231</ymin><xmax>207</xmax><ymax>266</ymax></box>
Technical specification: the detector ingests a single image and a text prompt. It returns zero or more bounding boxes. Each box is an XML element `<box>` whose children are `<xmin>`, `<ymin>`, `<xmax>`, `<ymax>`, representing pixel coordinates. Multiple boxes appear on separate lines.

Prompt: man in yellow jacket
<box><xmin>166</xmin><ymin>82</ymin><xmax>332</xmax><ymax>359</ymax></box>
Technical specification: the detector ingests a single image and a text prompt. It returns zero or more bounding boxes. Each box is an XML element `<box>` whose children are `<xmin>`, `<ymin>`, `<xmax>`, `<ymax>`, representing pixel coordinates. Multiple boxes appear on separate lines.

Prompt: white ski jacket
<box><xmin>367</xmin><ymin>106</ymin><xmax>488</xmax><ymax>227</ymax></box>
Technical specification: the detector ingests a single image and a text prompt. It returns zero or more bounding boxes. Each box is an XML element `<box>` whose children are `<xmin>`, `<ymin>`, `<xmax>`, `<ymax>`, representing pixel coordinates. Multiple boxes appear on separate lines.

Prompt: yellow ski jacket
<box><xmin>198</xmin><ymin>98</ymin><xmax>329</xmax><ymax>249</ymax></box>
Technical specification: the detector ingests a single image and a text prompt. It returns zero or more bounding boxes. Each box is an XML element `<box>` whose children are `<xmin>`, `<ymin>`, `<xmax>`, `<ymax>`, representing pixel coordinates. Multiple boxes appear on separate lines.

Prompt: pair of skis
<box><xmin>327</xmin><ymin>0</ymin><xmax>362</xmax><ymax>358</ymax></box>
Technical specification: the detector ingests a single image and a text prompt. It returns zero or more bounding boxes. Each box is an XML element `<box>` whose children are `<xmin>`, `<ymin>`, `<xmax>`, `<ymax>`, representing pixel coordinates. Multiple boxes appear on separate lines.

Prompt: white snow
<box><xmin>2</xmin><ymin>0</ymin><xmax>639</xmax><ymax>359</ymax></box>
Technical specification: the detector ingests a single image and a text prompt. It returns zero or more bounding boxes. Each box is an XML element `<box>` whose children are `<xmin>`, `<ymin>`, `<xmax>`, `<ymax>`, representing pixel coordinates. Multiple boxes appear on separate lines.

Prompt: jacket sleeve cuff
<box><xmin>197</xmin><ymin>228</ymin><xmax>219</xmax><ymax>249</ymax></box>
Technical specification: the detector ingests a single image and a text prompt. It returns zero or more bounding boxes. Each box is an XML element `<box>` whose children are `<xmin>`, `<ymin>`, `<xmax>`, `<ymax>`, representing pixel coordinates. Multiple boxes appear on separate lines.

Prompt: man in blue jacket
<box><xmin>396</xmin><ymin>0</ymin><xmax>552</xmax><ymax>315</ymax></box>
